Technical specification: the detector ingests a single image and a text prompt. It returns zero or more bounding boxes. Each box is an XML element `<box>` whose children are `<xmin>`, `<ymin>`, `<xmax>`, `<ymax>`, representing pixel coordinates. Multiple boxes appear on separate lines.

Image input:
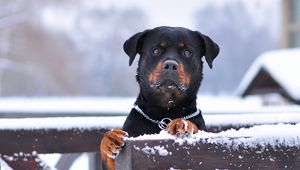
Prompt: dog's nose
<box><xmin>163</xmin><ymin>60</ymin><xmax>178</xmax><ymax>71</ymax></box>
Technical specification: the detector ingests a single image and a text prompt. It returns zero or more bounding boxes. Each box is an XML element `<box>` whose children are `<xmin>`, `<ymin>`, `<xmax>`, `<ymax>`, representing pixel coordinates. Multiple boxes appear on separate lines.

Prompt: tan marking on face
<box><xmin>160</xmin><ymin>41</ymin><xmax>167</xmax><ymax>47</ymax></box>
<box><xmin>149</xmin><ymin>61</ymin><xmax>164</xmax><ymax>83</ymax></box>
<box><xmin>178</xmin><ymin>63</ymin><xmax>190</xmax><ymax>86</ymax></box>
<box><xmin>178</xmin><ymin>42</ymin><xmax>185</xmax><ymax>48</ymax></box>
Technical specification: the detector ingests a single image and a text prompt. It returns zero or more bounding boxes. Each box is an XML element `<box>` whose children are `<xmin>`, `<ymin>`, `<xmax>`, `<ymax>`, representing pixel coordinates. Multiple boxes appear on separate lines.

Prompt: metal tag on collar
<box><xmin>158</xmin><ymin>118</ymin><xmax>172</xmax><ymax>130</ymax></box>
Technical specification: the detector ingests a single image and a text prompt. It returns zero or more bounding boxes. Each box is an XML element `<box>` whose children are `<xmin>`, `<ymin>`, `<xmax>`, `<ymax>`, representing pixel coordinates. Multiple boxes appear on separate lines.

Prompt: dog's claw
<box><xmin>100</xmin><ymin>128</ymin><xmax>128</xmax><ymax>170</ymax></box>
<box><xmin>167</xmin><ymin>118</ymin><xmax>199</xmax><ymax>136</ymax></box>
<box><xmin>100</xmin><ymin>128</ymin><xmax>127</xmax><ymax>170</ymax></box>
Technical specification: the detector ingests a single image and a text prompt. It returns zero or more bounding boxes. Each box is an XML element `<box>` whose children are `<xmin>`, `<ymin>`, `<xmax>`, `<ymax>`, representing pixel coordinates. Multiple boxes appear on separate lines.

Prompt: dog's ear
<box><xmin>195</xmin><ymin>32</ymin><xmax>220</xmax><ymax>69</ymax></box>
<box><xmin>123</xmin><ymin>30</ymin><xmax>149</xmax><ymax>66</ymax></box>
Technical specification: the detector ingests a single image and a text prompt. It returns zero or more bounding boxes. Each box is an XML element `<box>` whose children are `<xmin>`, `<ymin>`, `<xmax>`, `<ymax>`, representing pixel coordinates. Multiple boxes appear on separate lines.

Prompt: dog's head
<box><xmin>124</xmin><ymin>26</ymin><xmax>219</xmax><ymax>109</ymax></box>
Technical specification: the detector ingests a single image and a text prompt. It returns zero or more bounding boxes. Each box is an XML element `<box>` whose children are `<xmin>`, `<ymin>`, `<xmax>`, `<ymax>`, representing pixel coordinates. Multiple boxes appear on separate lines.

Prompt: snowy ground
<box><xmin>0</xmin><ymin>95</ymin><xmax>296</xmax><ymax>116</ymax></box>
<box><xmin>2</xmin><ymin>112</ymin><xmax>300</xmax><ymax>130</ymax></box>
<box><xmin>39</xmin><ymin>153</ymin><xmax>88</xmax><ymax>170</ymax></box>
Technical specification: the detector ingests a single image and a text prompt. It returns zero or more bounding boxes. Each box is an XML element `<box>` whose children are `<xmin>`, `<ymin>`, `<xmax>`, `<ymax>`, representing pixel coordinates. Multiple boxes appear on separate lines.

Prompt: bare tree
<box><xmin>194</xmin><ymin>1</ymin><xmax>279</xmax><ymax>94</ymax></box>
<box><xmin>0</xmin><ymin>0</ymin><xmax>148</xmax><ymax>96</ymax></box>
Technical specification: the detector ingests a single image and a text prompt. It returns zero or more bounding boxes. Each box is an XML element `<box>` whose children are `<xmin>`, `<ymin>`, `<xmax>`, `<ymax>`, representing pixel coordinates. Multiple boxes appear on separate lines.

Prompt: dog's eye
<box><xmin>183</xmin><ymin>49</ymin><xmax>192</xmax><ymax>58</ymax></box>
<box><xmin>152</xmin><ymin>48</ymin><xmax>161</xmax><ymax>56</ymax></box>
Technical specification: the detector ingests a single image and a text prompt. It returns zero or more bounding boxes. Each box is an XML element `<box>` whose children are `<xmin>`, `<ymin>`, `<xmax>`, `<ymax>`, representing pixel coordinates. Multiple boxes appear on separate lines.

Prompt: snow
<box><xmin>0</xmin><ymin>95</ymin><xmax>264</xmax><ymax>116</ymax></box>
<box><xmin>1</xmin><ymin>111</ymin><xmax>300</xmax><ymax>130</ymax></box>
<box><xmin>0</xmin><ymin>157</ymin><xmax>12</xmax><ymax>170</ymax></box>
<box><xmin>39</xmin><ymin>154</ymin><xmax>61</xmax><ymax>168</ymax></box>
<box><xmin>130</xmin><ymin>123</ymin><xmax>300</xmax><ymax>150</ymax></box>
<box><xmin>1</xmin><ymin>107</ymin><xmax>300</xmax><ymax>130</ymax></box>
<box><xmin>236</xmin><ymin>48</ymin><xmax>300</xmax><ymax>100</ymax></box>
<box><xmin>134</xmin><ymin>145</ymin><xmax>171</xmax><ymax>156</ymax></box>
<box><xmin>205</xmin><ymin>112</ymin><xmax>300</xmax><ymax>126</ymax></box>
<box><xmin>0</xmin><ymin>116</ymin><xmax>126</xmax><ymax>130</ymax></box>
<box><xmin>0</xmin><ymin>97</ymin><xmax>134</xmax><ymax>115</ymax></box>
<box><xmin>31</xmin><ymin>153</ymin><xmax>90</xmax><ymax>170</ymax></box>
<box><xmin>2</xmin><ymin>96</ymin><xmax>300</xmax><ymax>119</ymax></box>
<box><xmin>69</xmin><ymin>153</ymin><xmax>89</xmax><ymax>170</ymax></box>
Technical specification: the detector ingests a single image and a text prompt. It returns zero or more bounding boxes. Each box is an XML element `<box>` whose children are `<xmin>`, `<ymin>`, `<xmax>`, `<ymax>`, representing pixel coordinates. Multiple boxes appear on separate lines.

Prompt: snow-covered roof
<box><xmin>236</xmin><ymin>48</ymin><xmax>300</xmax><ymax>102</ymax></box>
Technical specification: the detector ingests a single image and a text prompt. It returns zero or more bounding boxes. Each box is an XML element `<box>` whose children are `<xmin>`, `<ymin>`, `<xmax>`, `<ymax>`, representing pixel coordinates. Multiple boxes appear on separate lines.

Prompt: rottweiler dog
<box><xmin>100</xmin><ymin>26</ymin><xmax>219</xmax><ymax>170</ymax></box>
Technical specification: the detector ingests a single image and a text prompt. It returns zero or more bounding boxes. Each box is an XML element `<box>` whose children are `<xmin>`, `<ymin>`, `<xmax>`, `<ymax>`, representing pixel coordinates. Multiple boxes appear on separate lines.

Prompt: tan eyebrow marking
<box><xmin>178</xmin><ymin>42</ymin><xmax>185</xmax><ymax>48</ymax></box>
<box><xmin>160</xmin><ymin>41</ymin><xmax>167</xmax><ymax>47</ymax></box>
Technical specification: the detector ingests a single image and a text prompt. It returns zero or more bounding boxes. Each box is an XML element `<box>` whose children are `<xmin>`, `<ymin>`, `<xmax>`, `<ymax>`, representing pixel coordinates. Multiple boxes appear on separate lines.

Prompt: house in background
<box><xmin>236</xmin><ymin>49</ymin><xmax>300</xmax><ymax>105</ymax></box>
<box><xmin>237</xmin><ymin>0</ymin><xmax>300</xmax><ymax>105</ymax></box>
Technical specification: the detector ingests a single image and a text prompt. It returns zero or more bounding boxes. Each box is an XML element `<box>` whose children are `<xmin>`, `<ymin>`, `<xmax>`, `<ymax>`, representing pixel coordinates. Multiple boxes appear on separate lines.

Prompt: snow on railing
<box><xmin>0</xmin><ymin>119</ymin><xmax>115</xmax><ymax>170</ymax></box>
<box><xmin>1</xmin><ymin>112</ymin><xmax>300</xmax><ymax>130</ymax></box>
<box><xmin>0</xmin><ymin>116</ymin><xmax>300</xmax><ymax>169</ymax></box>
<box><xmin>116</xmin><ymin>124</ymin><xmax>300</xmax><ymax>169</ymax></box>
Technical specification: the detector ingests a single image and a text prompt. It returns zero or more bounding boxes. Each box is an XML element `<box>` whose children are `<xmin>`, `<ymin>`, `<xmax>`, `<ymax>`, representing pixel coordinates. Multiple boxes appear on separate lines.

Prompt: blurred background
<box><xmin>2</xmin><ymin>0</ymin><xmax>300</xmax><ymax>169</ymax></box>
<box><xmin>0</xmin><ymin>0</ymin><xmax>284</xmax><ymax>97</ymax></box>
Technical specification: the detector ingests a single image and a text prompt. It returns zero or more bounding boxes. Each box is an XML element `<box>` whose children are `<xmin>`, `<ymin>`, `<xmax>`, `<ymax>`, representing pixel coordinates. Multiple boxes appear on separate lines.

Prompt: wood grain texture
<box><xmin>116</xmin><ymin>139</ymin><xmax>300</xmax><ymax>170</ymax></box>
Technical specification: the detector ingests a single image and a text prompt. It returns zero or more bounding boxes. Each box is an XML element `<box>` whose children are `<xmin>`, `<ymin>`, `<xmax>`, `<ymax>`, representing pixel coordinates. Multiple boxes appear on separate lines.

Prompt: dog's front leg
<box><xmin>100</xmin><ymin>128</ymin><xmax>128</xmax><ymax>170</ymax></box>
<box><xmin>166</xmin><ymin>118</ymin><xmax>199</xmax><ymax>135</ymax></box>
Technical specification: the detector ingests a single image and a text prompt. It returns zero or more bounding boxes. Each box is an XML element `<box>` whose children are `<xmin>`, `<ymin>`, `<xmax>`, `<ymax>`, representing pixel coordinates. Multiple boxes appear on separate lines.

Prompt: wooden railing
<box><xmin>0</xmin><ymin>127</ymin><xmax>108</xmax><ymax>170</ymax></box>
<box><xmin>0</xmin><ymin>116</ymin><xmax>128</xmax><ymax>170</ymax></box>
<box><xmin>0</xmin><ymin>125</ymin><xmax>222</xmax><ymax>169</ymax></box>
<box><xmin>116</xmin><ymin>138</ymin><xmax>300</xmax><ymax>170</ymax></box>
<box><xmin>1</xmin><ymin>116</ymin><xmax>300</xmax><ymax>169</ymax></box>
<box><xmin>0</xmin><ymin>121</ymin><xmax>256</xmax><ymax>169</ymax></box>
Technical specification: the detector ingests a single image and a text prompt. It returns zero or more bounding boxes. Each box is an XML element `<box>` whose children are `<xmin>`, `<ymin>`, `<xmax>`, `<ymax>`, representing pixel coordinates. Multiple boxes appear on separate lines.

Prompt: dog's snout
<box><xmin>163</xmin><ymin>60</ymin><xmax>178</xmax><ymax>71</ymax></box>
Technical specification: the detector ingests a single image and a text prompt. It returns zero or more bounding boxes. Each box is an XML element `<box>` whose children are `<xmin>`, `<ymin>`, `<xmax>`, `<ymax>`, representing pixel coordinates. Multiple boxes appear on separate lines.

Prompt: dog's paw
<box><xmin>166</xmin><ymin>118</ymin><xmax>199</xmax><ymax>136</ymax></box>
<box><xmin>100</xmin><ymin>128</ymin><xmax>128</xmax><ymax>160</ymax></box>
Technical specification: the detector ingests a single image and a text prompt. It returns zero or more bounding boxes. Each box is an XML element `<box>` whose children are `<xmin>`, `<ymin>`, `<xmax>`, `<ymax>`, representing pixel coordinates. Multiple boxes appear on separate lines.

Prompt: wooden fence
<box><xmin>1</xmin><ymin>98</ymin><xmax>300</xmax><ymax>169</ymax></box>
<box><xmin>0</xmin><ymin>127</ymin><xmax>108</xmax><ymax>170</ymax></box>
<box><xmin>1</xmin><ymin>121</ymin><xmax>300</xmax><ymax>170</ymax></box>
<box><xmin>0</xmin><ymin>123</ymin><xmax>228</xmax><ymax>169</ymax></box>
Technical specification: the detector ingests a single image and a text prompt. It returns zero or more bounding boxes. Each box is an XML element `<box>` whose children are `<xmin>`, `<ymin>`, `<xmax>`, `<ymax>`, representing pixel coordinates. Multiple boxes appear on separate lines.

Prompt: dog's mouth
<box><xmin>148</xmin><ymin>60</ymin><xmax>191</xmax><ymax>93</ymax></box>
<box><xmin>150</xmin><ymin>79</ymin><xmax>187</xmax><ymax>92</ymax></box>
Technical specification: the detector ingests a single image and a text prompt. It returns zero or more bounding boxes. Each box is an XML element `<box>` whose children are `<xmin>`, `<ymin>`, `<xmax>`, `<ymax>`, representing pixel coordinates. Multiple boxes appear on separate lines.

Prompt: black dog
<box><xmin>100</xmin><ymin>26</ymin><xmax>219</xmax><ymax>170</ymax></box>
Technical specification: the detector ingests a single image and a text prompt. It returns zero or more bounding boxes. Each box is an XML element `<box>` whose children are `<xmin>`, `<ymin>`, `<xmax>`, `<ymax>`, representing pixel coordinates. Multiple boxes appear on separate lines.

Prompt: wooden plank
<box><xmin>116</xmin><ymin>139</ymin><xmax>300</xmax><ymax>170</ymax></box>
<box><xmin>0</xmin><ymin>128</ymin><xmax>108</xmax><ymax>155</ymax></box>
<box><xmin>0</xmin><ymin>124</ymin><xmax>243</xmax><ymax>155</ymax></box>
<box><xmin>0</xmin><ymin>128</ymin><xmax>108</xmax><ymax>170</ymax></box>
<box><xmin>1</xmin><ymin>154</ymin><xmax>53</xmax><ymax>170</ymax></box>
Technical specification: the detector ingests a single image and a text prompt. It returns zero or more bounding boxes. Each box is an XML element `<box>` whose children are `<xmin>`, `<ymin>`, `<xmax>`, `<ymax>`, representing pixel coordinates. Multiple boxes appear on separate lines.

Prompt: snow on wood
<box><xmin>205</xmin><ymin>112</ymin><xmax>300</xmax><ymax>126</ymax></box>
<box><xmin>130</xmin><ymin>123</ymin><xmax>300</xmax><ymax>149</ymax></box>
<box><xmin>1</xmin><ymin>111</ymin><xmax>300</xmax><ymax>130</ymax></box>
<box><xmin>117</xmin><ymin>124</ymin><xmax>300</xmax><ymax>170</ymax></box>
<box><xmin>236</xmin><ymin>48</ymin><xmax>300</xmax><ymax>101</ymax></box>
